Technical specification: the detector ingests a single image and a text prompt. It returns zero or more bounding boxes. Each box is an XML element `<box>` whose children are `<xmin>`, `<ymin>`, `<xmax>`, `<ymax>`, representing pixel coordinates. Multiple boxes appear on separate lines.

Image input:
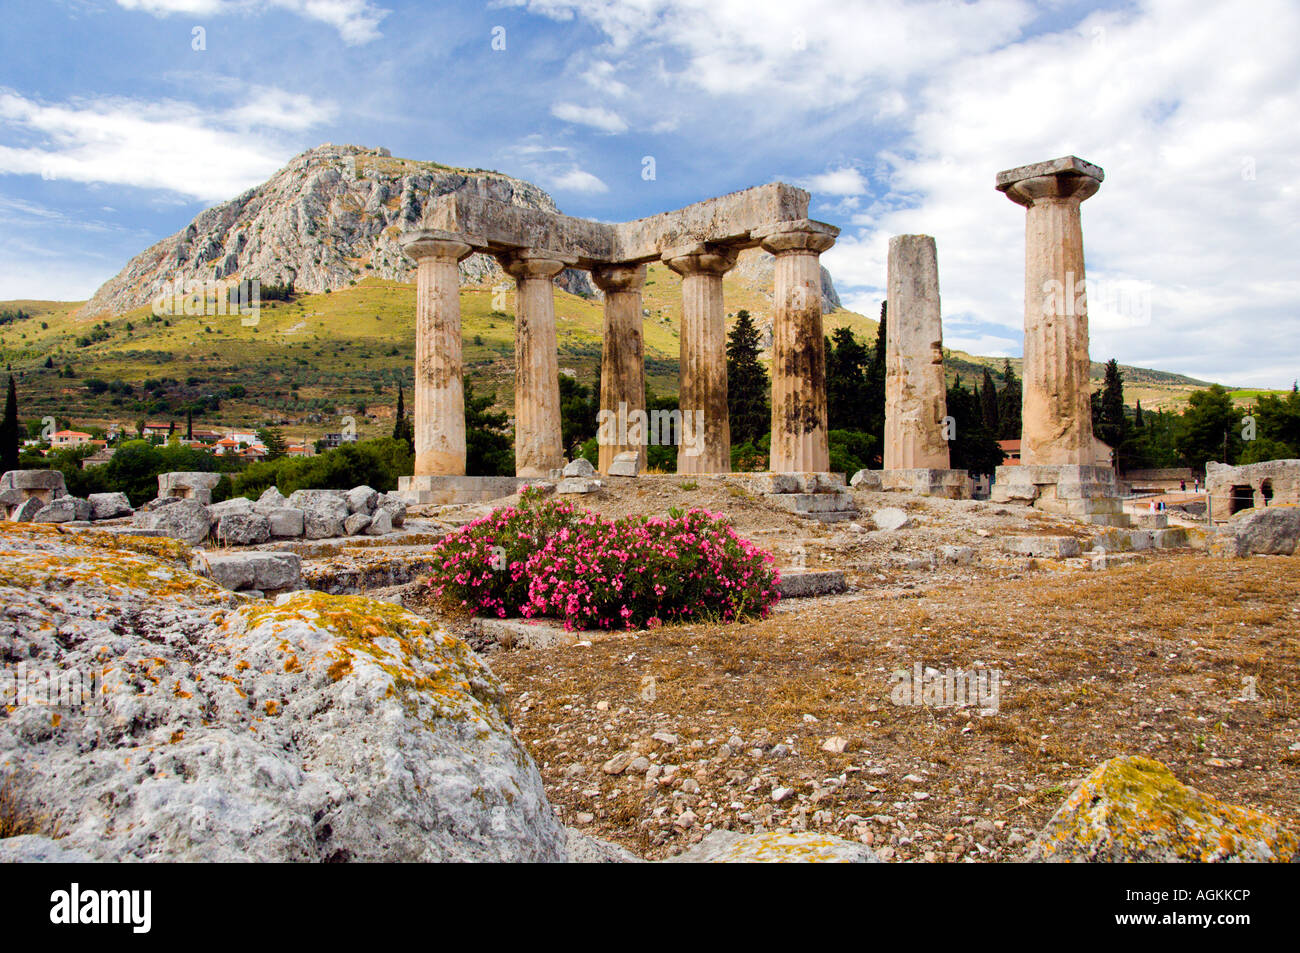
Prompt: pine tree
<box><xmin>465</xmin><ymin>379</ymin><xmax>513</xmax><ymax>476</ymax></box>
<box><xmin>257</xmin><ymin>427</ymin><xmax>287</xmax><ymax>458</ymax></box>
<box><xmin>979</xmin><ymin>367</ymin><xmax>1000</xmax><ymax>434</ymax></box>
<box><xmin>726</xmin><ymin>309</ymin><xmax>770</xmax><ymax>446</ymax></box>
<box><xmin>1</xmin><ymin>375</ymin><xmax>18</xmax><ymax>473</ymax></box>
<box><xmin>860</xmin><ymin>302</ymin><xmax>888</xmax><ymax>457</ymax></box>
<box><xmin>824</xmin><ymin>326</ymin><xmax>869</xmax><ymax>430</ymax></box>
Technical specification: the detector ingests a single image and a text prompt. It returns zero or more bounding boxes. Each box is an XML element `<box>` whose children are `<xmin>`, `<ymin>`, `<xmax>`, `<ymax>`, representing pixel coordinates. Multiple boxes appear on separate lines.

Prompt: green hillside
<box><xmin>0</xmin><ymin>273</ymin><xmax>1262</xmax><ymax>444</ymax></box>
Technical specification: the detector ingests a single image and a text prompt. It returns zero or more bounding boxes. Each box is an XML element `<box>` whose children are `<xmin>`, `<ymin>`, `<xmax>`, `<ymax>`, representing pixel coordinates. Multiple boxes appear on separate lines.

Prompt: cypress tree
<box><xmin>1</xmin><ymin>374</ymin><xmax>18</xmax><ymax>473</ymax></box>
<box><xmin>979</xmin><ymin>366</ymin><xmax>1000</xmax><ymax>434</ymax></box>
<box><xmin>997</xmin><ymin>358</ymin><xmax>1022</xmax><ymax>441</ymax></box>
<box><xmin>824</xmin><ymin>326</ymin><xmax>870</xmax><ymax>431</ymax></box>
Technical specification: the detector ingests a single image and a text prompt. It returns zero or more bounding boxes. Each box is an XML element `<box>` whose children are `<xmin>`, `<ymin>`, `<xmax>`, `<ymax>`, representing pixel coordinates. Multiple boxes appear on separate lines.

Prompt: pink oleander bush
<box><xmin>427</xmin><ymin>485</ymin><xmax>780</xmax><ymax>630</ymax></box>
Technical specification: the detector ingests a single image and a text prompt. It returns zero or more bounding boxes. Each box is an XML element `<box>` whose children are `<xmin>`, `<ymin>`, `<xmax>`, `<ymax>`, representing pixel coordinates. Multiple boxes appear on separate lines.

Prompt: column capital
<box><xmin>590</xmin><ymin>262</ymin><xmax>647</xmax><ymax>293</ymax></box>
<box><xmin>662</xmin><ymin>243</ymin><xmax>738</xmax><ymax>277</ymax></box>
<box><xmin>497</xmin><ymin>248</ymin><xmax>573</xmax><ymax>281</ymax></box>
<box><xmin>996</xmin><ymin>155</ymin><xmax>1103</xmax><ymax>208</ymax></box>
<box><xmin>754</xmin><ymin>219</ymin><xmax>838</xmax><ymax>256</ymax></box>
<box><xmin>399</xmin><ymin>229</ymin><xmax>480</xmax><ymax>263</ymax></box>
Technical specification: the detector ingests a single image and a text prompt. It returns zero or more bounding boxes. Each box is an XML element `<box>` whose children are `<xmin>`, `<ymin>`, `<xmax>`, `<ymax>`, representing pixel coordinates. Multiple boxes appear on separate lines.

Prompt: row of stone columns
<box><xmin>405</xmin><ymin>221</ymin><xmax>839</xmax><ymax>479</ymax></box>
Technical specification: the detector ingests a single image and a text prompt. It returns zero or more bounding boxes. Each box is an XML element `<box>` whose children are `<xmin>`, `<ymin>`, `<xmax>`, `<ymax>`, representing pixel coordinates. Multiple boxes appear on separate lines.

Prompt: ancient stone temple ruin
<box><xmin>988</xmin><ymin>156</ymin><xmax>1129</xmax><ymax>526</ymax></box>
<box><xmin>878</xmin><ymin>234</ymin><xmax>972</xmax><ymax>499</ymax></box>
<box><xmin>395</xmin><ymin>157</ymin><xmax>1126</xmax><ymax>515</ymax></box>
<box><xmin>397</xmin><ymin>184</ymin><xmax>838</xmax><ymax>503</ymax></box>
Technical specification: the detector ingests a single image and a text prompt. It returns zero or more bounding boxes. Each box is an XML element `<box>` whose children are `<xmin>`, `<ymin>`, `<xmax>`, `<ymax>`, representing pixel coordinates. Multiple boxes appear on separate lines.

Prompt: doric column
<box><xmin>400</xmin><ymin>230</ymin><xmax>475</xmax><ymax>476</ymax></box>
<box><xmin>591</xmin><ymin>263</ymin><xmax>648</xmax><ymax>475</ymax></box>
<box><xmin>756</xmin><ymin>219</ymin><xmax>838</xmax><ymax>473</ymax></box>
<box><xmin>664</xmin><ymin>244</ymin><xmax>738</xmax><ymax>474</ymax></box>
<box><xmin>997</xmin><ymin>156</ymin><xmax>1104</xmax><ymax>466</ymax></box>
<box><xmin>884</xmin><ymin>234</ymin><xmax>950</xmax><ymax>470</ymax></box>
<box><xmin>499</xmin><ymin>250</ymin><xmax>570</xmax><ymax>477</ymax></box>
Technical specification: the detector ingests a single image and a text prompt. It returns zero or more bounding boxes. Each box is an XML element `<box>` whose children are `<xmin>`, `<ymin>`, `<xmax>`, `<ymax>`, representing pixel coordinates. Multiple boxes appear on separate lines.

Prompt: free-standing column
<box><xmin>997</xmin><ymin>156</ymin><xmax>1104</xmax><ymax>466</ymax></box>
<box><xmin>664</xmin><ymin>244</ymin><xmax>738</xmax><ymax>474</ymax></box>
<box><xmin>400</xmin><ymin>230</ymin><xmax>474</xmax><ymax>476</ymax></box>
<box><xmin>500</xmin><ymin>250</ymin><xmax>570</xmax><ymax>477</ymax></box>
<box><xmin>591</xmin><ymin>263</ymin><xmax>648</xmax><ymax>475</ymax></box>
<box><xmin>756</xmin><ymin>220</ymin><xmax>838</xmax><ymax>473</ymax></box>
<box><xmin>884</xmin><ymin>234</ymin><xmax>951</xmax><ymax>470</ymax></box>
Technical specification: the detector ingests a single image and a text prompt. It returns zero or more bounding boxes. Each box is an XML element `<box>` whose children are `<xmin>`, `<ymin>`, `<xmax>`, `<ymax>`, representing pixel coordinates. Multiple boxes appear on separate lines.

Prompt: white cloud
<box><xmin>550</xmin><ymin>102</ymin><xmax>628</xmax><ymax>134</ymax></box>
<box><xmin>549</xmin><ymin>168</ymin><xmax>609</xmax><ymax>194</ymax></box>
<box><xmin>0</xmin><ymin>88</ymin><xmax>334</xmax><ymax>202</ymax></box>
<box><xmin>116</xmin><ymin>0</ymin><xmax>389</xmax><ymax>45</ymax></box>
<box><xmin>802</xmin><ymin>166</ymin><xmax>869</xmax><ymax>197</ymax></box>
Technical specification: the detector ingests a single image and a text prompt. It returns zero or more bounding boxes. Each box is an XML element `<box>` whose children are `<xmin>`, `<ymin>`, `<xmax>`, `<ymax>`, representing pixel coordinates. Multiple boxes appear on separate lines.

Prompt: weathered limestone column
<box><xmin>500</xmin><ymin>250</ymin><xmax>571</xmax><ymax>477</ymax></box>
<box><xmin>401</xmin><ymin>230</ymin><xmax>474</xmax><ymax>476</ymax></box>
<box><xmin>884</xmin><ymin>234</ymin><xmax>950</xmax><ymax>470</ymax></box>
<box><xmin>591</xmin><ymin>263</ymin><xmax>648</xmax><ymax>475</ymax></box>
<box><xmin>756</xmin><ymin>220</ymin><xmax>838</xmax><ymax>473</ymax></box>
<box><xmin>664</xmin><ymin>244</ymin><xmax>738</xmax><ymax>474</ymax></box>
<box><xmin>997</xmin><ymin>156</ymin><xmax>1104</xmax><ymax>466</ymax></box>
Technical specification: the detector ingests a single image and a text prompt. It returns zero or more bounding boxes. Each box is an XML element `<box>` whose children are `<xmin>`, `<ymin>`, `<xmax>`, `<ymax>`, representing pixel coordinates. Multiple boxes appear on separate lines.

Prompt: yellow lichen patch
<box><xmin>227</xmin><ymin>590</ymin><xmax>508</xmax><ymax>733</ymax></box>
<box><xmin>1036</xmin><ymin>756</ymin><xmax>1298</xmax><ymax>862</ymax></box>
<box><xmin>709</xmin><ymin>831</ymin><xmax>866</xmax><ymax>863</ymax></box>
<box><xmin>265</xmin><ymin>700</ymin><xmax>279</xmax><ymax>716</ymax></box>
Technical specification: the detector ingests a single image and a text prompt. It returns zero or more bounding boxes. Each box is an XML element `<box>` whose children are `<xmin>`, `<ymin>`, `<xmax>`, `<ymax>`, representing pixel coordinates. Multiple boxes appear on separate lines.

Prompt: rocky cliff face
<box><xmin>84</xmin><ymin>143</ymin><xmax>594</xmax><ymax>315</ymax></box>
<box><xmin>85</xmin><ymin>143</ymin><xmax>844</xmax><ymax>317</ymax></box>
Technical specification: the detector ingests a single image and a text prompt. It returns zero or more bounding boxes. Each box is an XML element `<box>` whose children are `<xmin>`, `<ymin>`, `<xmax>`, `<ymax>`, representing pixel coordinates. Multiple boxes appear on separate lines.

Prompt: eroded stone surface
<box><xmin>1027</xmin><ymin>756</ymin><xmax>1297</xmax><ymax>862</ymax></box>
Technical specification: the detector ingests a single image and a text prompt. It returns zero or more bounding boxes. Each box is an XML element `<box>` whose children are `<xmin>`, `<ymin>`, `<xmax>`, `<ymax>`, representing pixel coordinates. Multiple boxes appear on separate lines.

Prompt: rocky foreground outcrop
<box><xmin>1027</xmin><ymin>756</ymin><xmax>1298</xmax><ymax>862</ymax></box>
<box><xmin>0</xmin><ymin>523</ymin><xmax>564</xmax><ymax>861</ymax></box>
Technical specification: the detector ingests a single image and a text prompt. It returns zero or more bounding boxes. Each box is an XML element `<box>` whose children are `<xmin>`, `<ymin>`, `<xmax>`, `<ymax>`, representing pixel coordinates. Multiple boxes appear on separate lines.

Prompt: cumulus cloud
<box><xmin>550</xmin><ymin>102</ymin><xmax>629</xmax><ymax>134</ymax></box>
<box><xmin>0</xmin><ymin>87</ymin><xmax>335</xmax><ymax>202</ymax></box>
<box><xmin>116</xmin><ymin>0</ymin><xmax>389</xmax><ymax>45</ymax></box>
<box><xmin>511</xmin><ymin>0</ymin><xmax>1300</xmax><ymax>386</ymax></box>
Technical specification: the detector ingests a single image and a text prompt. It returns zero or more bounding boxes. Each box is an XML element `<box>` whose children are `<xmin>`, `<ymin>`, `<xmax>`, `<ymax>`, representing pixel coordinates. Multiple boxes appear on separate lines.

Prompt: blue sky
<box><xmin>1</xmin><ymin>0</ymin><xmax>1297</xmax><ymax>387</ymax></box>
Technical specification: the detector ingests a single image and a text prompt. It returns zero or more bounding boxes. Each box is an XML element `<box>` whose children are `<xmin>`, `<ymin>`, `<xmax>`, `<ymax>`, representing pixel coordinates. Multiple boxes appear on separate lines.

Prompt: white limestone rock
<box><xmin>0</xmin><ymin>523</ymin><xmax>566</xmax><ymax>862</ymax></box>
<box><xmin>346</xmin><ymin>485</ymin><xmax>379</xmax><ymax>515</ymax></box>
<box><xmin>215</xmin><ymin>512</ymin><xmax>272</xmax><ymax>546</ymax></box>
<box><xmin>870</xmin><ymin>507</ymin><xmax>911</xmax><ymax>531</ymax></box>
<box><xmin>87</xmin><ymin>492</ymin><xmax>133</xmax><ymax>520</ymax></box>
<box><xmin>562</xmin><ymin>458</ymin><xmax>596</xmax><ymax>478</ymax></box>
<box><xmin>132</xmin><ymin>499</ymin><xmax>212</xmax><ymax>545</ymax></box>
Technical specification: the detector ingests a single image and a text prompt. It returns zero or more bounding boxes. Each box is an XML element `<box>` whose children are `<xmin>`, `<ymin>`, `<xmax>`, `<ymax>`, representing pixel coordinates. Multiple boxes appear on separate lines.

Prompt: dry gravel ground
<box><xmin>437</xmin><ymin>479</ymin><xmax>1300</xmax><ymax>862</ymax></box>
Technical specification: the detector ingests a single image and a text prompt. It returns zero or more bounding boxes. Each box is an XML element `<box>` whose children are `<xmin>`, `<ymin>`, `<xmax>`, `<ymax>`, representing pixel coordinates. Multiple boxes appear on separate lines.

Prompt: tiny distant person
<box><xmin>1180</xmin><ymin>480</ymin><xmax>1186</xmax><ymax>492</ymax></box>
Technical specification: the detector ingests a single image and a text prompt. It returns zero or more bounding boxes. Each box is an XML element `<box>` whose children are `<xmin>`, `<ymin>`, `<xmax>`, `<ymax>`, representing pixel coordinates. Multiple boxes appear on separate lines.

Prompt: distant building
<box><xmin>141</xmin><ymin>422</ymin><xmax>172</xmax><ymax>439</ymax></box>
<box><xmin>319</xmin><ymin>432</ymin><xmax>358</xmax><ymax>449</ymax></box>
<box><xmin>81</xmin><ymin>448</ymin><xmax>116</xmax><ymax>469</ymax></box>
<box><xmin>214</xmin><ymin>437</ymin><xmax>242</xmax><ymax>456</ymax></box>
<box><xmin>240</xmin><ymin>444</ymin><xmax>268</xmax><ymax>461</ymax></box>
<box><xmin>997</xmin><ymin>439</ymin><xmax>1022</xmax><ymax>465</ymax></box>
<box><xmin>996</xmin><ymin>437</ymin><xmax>1112</xmax><ymax>469</ymax></box>
<box><xmin>285</xmin><ymin>444</ymin><xmax>313</xmax><ymax>458</ymax></box>
<box><xmin>49</xmin><ymin>430</ymin><xmax>94</xmax><ymax>449</ymax></box>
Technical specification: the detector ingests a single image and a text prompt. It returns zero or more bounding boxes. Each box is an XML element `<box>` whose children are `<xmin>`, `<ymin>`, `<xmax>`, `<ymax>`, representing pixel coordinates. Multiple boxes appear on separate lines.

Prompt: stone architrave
<box><xmin>591</xmin><ymin>263</ymin><xmax>648</xmax><ymax>475</ymax></box>
<box><xmin>997</xmin><ymin>156</ymin><xmax>1104</xmax><ymax>466</ymax></box>
<box><xmin>884</xmin><ymin>234</ymin><xmax>950</xmax><ymax>470</ymax></box>
<box><xmin>401</xmin><ymin>230</ymin><xmax>476</xmax><ymax>476</ymax></box>
<box><xmin>501</xmin><ymin>250</ymin><xmax>572</xmax><ymax>477</ymax></box>
<box><xmin>756</xmin><ymin>220</ymin><xmax>838</xmax><ymax>473</ymax></box>
<box><xmin>664</xmin><ymin>244</ymin><xmax>738</xmax><ymax>474</ymax></box>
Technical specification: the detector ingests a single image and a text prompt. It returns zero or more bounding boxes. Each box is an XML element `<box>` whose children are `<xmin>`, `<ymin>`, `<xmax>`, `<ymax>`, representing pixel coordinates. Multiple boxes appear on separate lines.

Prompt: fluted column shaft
<box><xmin>502</xmin><ymin>251</ymin><xmax>568</xmax><ymax>477</ymax></box>
<box><xmin>999</xmin><ymin>158</ymin><xmax>1103</xmax><ymax>466</ymax></box>
<box><xmin>592</xmin><ymin>263</ymin><xmax>648</xmax><ymax>474</ymax></box>
<box><xmin>664</xmin><ymin>245</ymin><xmax>737</xmax><ymax>474</ymax></box>
<box><xmin>759</xmin><ymin>221</ymin><xmax>837</xmax><ymax>473</ymax></box>
<box><xmin>884</xmin><ymin>234</ymin><xmax>950</xmax><ymax>470</ymax></box>
<box><xmin>405</xmin><ymin>235</ymin><xmax>472</xmax><ymax>476</ymax></box>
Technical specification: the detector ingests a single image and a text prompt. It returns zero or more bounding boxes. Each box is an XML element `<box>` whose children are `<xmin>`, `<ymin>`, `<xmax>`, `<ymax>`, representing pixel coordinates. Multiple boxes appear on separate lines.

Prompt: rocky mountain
<box><xmin>83</xmin><ymin>144</ymin><xmax>841</xmax><ymax>317</ymax></box>
<box><xmin>84</xmin><ymin>144</ymin><xmax>598</xmax><ymax>315</ymax></box>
